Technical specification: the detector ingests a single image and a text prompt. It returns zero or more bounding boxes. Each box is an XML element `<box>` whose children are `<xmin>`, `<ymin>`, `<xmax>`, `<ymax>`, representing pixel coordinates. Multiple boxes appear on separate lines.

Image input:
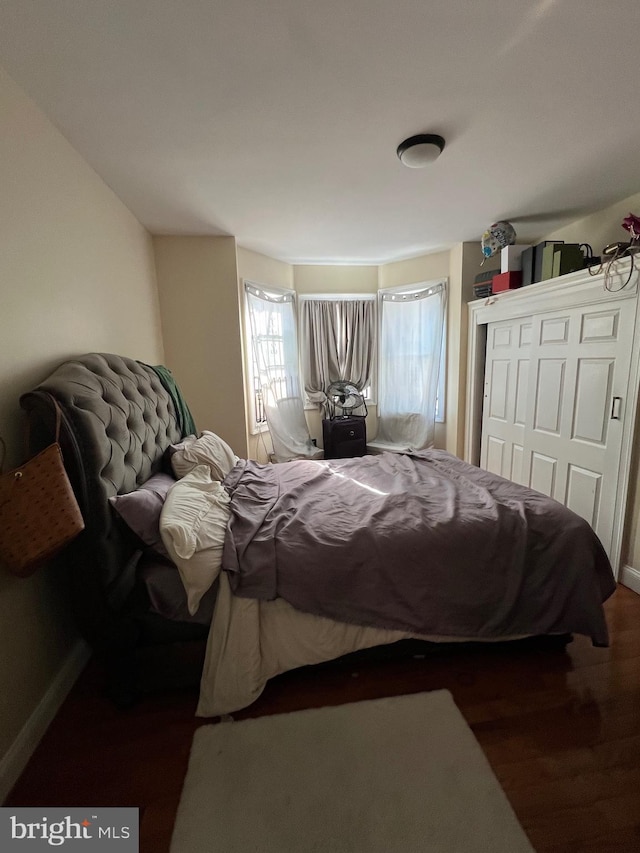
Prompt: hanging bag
<box><xmin>0</xmin><ymin>396</ymin><xmax>85</xmax><ymax>577</ymax></box>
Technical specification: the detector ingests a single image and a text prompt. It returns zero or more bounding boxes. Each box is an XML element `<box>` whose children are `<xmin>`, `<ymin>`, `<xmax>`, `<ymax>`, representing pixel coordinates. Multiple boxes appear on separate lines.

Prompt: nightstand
<box><xmin>322</xmin><ymin>417</ymin><xmax>367</xmax><ymax>459</ymax></box>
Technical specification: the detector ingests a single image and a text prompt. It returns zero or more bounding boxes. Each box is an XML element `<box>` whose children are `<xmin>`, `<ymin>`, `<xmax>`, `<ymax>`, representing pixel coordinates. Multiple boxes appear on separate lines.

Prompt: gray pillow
<box><xmin>109</xmin><ymin>473</ymin><xmax>175</xmax><ymax>559</ymax></box>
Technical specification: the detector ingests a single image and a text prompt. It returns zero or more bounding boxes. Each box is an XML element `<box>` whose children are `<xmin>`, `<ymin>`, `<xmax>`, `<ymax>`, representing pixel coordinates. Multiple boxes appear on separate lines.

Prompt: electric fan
<box><xmin>326</xmin><ymin>380</ymin><xmax>368</xmax><ymax>419</ymax></box>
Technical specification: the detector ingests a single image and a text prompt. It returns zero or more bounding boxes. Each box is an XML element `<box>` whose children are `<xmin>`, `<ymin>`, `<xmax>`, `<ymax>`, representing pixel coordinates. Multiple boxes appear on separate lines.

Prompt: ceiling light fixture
<box><xmin>397</xmin><ymin>133</ymin><xmax>445</xmax><ymax>168</ymax></box>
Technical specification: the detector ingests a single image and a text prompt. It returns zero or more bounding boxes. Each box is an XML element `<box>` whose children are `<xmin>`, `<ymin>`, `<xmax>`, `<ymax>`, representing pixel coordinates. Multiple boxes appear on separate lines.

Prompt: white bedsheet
<box><xmin>196</xmin><ymin>574</ymin><xmax>537</xmax><ymax>717</ymax></box>
<box><xmin>197</xmin><ymin>572</ymin><xmax>416</xmax><ymax>717</ymax></box>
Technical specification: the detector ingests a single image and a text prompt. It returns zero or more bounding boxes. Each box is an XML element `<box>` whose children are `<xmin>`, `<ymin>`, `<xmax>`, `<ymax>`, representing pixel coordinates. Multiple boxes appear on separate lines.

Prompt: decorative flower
<box><xmin>621</xmin><ymin>213</ymin><xmax>640</xmax><ymax>241</ymax></box>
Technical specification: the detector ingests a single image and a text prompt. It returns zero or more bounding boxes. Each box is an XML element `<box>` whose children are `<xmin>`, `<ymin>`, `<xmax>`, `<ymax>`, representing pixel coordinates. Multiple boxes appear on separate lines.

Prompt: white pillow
<box><xmin>171</xmin><ymin>430</ymin><xmax>239</xmax><ymax>481</ymax></box>
<box><xmin>160</xmin><ymin>464</ymin><xmax>231</xmax><ymax>615</ymax></box>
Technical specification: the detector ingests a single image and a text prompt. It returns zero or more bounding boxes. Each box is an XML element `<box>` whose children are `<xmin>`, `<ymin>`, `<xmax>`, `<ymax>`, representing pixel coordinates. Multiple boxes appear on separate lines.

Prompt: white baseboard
<box><xmin>0</xmin><ymin>639</ymin><xmax>91</xmax><ymax>804</ymax></box>
<box><xmin>620</xmin><ymin>564</ymin><xmax>640</xmax><ymax>596</ymax></box>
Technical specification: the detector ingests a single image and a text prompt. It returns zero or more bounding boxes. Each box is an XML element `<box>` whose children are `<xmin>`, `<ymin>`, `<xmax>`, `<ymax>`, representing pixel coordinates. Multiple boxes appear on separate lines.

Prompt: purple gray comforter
<box><xmin>221</xmin><ymin>450</ymin><xmax>616</xmax><ymax>645</ymax></box>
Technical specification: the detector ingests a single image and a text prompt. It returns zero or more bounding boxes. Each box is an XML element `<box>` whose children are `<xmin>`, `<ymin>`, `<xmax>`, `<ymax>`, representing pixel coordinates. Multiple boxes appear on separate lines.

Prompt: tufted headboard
<box><xmin>20</xmin><ymin>353</ymin><xmax>187</xmax><ymax>674</ymax></box>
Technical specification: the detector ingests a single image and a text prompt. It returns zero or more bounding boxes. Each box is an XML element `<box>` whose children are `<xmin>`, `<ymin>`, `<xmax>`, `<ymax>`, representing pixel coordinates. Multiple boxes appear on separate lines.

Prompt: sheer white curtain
<box><xmin>375</xmin><ymin>281</ymin><xmax>446</xmax><ymax>450</ymax></box>
<box><xmin>300</xmin><ymin>298</ymin><xmax>376</xmax><ymax>416</ymax></box>
<box><xmin>245</xmin><ymin>283</ymin><xmax>321</xmax><ymax>462</ymax></box>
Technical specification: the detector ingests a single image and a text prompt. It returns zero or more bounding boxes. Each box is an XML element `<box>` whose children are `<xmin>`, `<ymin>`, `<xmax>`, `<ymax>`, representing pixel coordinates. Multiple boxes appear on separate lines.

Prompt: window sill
<box><xmin>304</xmin><ymin>400</ymin><xmax>377</xmax><ymax>411</ymax></box>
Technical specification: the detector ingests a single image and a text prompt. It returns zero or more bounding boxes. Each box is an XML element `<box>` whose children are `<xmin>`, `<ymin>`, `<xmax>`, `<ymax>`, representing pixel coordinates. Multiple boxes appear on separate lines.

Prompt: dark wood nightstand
<box><xmin>322</xmin><ymin>417</ymin><xmax>367</xmax><ymax>459</ymax></box>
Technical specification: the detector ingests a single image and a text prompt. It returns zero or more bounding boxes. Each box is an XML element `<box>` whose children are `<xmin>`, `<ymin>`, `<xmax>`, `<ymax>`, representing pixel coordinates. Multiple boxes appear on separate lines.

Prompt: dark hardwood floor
<box><xmin>7</xmin><ymin>584</ymin><xmax>640</xmax><ymax>852</ymax></box>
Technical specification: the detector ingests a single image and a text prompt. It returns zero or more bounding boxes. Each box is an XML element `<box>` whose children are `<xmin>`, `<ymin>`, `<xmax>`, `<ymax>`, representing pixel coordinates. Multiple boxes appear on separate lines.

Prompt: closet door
<box><xmin>523</xmin><ymin>301</ymin><xmax>634</xmax><ymax>555</ymax></box>
<box><xmin>480</xmin><ymin>316</ymin><xmax>533</xmax><ymax>483</ymax></box>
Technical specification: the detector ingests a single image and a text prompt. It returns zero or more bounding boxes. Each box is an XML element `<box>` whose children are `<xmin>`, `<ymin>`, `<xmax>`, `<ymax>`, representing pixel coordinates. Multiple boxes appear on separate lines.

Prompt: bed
<box><xmin>20</xmin><ymin>352</ymin><xmax>616</xmax><ymax>715</ymax></box>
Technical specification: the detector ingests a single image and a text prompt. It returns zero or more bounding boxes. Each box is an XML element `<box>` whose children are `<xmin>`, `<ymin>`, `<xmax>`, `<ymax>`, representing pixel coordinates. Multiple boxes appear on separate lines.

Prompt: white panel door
<box><xmin>480</xmin><ymin>317</ymin><xmax>532</xmax><ymax>482</ymax></box>
<box><xmin>521</xmin><ymin>301</ymin><xmax>634</xmax><ymax>555</ymax></box>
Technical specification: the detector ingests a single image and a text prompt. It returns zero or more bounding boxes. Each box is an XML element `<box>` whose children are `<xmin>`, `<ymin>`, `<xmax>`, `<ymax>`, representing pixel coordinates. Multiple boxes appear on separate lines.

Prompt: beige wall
<box><xmin>0</xmin><ymin>67</ymin><xmax>164</xmax><ymax>765</ymax></box>
<box><xmin>239</xmin><ymin>247</ymin><xmax>295</xmax><ymax>291</ymax></box>
<box><xmin>378</xmin><ymin>252</ymin><xmax>450</xmax><ymax>290</ymax></box>
<box><xmin>238</xmin><ymin>248</ymin><xmax>294</xmax><ymax>461</ymax></box>
<box><xmin>154</xmin><ymin>236</ymin><xmax>248</xmax><ymax>457</ymax></box>
<box><xmin>542</xmin><ymin>191</ymin><xmax>640</xmax><ymax>254</ymax></box>
<box><xmin>294</xmin><ymin>265</ymin><xmax>378</xmax><ymax>294</ymax></box>
<box><xmin>541</xmin><ymin>191</ymin><xmax>640</xmax><ymax>570</ymax></box>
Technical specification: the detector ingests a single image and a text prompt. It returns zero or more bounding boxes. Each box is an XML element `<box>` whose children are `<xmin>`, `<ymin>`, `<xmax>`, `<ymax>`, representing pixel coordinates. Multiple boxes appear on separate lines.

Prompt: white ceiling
<box><xmin>1</xmin><ymin>0</ymin><xmax>639</xmax><ymax>264</ymax></box>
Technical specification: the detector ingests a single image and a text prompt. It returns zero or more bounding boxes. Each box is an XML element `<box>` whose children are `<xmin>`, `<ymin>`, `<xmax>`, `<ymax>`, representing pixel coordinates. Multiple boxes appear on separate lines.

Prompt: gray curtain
<box><xmin>300</xmin><ymin>299</ymin><xmax>376</xmax><ymax>416</ymax></box>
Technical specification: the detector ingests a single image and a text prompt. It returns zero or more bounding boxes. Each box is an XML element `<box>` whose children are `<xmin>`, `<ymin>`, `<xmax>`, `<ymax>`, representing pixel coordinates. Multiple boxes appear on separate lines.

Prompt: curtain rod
<box><xmin>297</xmin><ymin>293</ymin><xmax>377</xmax><ymax>301</ymax></box>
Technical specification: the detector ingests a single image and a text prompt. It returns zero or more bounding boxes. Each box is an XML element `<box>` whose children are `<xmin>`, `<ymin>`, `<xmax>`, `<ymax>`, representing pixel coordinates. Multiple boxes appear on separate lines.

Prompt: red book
<box><xmin>492</xmin><ymin>271</ymin><xmax>522</xmax><ymax>292</ymax></box>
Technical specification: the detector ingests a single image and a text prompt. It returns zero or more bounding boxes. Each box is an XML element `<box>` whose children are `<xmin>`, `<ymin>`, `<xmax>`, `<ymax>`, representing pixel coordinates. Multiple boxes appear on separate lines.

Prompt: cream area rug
<box><xmin>170</xmin><ymin>690</ymin><xmax>534</xmax><ymax>853</ymax></box>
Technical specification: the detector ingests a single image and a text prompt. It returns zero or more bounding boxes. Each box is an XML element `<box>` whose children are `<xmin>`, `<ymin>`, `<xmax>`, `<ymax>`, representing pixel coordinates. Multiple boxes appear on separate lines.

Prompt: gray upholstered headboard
<box><xmin>19</xmin><ymin>353</ymin><xmax>207</xmax><ymax>703</ymax></box>
<box><xmin>20</xmin><ymin>353</ymin><xmax>184</xmax><ymax>610</ymax></box>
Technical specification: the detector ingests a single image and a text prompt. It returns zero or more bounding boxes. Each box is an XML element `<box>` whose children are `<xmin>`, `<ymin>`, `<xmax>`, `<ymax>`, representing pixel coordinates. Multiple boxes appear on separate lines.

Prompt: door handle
<box><xmin>610</xmin><ymin>396</ymin><xmax>622</xmax><ymax>420</ymax></box>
